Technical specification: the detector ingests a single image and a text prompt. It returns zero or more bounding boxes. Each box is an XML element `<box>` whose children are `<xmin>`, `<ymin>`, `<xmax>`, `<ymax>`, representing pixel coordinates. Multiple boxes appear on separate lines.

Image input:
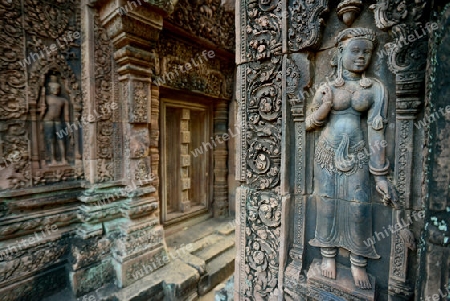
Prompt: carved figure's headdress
<box><xmin>48</xmin><ymin>75</ymin><xmax>61</xmax><ymax>88</ymax></box>
<box><xmin>335</xmin><ymin>28</ymin><xmax>378</xmax><ymax>48</ymax></box>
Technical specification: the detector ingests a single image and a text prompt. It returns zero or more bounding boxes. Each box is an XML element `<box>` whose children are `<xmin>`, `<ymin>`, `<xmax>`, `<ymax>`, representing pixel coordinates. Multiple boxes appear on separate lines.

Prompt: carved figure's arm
<box><xmin>64</xmin><ymin>98</ymin><xmax>70</xmax><ymax>123</ymax></box>
<box><xmin>306</xmin><ymin>83</ymin><xmax>333</xmax><ymax>131</ymax></box>
<box><xmin>368</xmin><ymin>80</ymin><xmax>388</xmax><ymax>177</ymax></box>
<box><xmin>368</xmin><ymin>80</ymin><xmax>399</xmax><ymax>208</ymax></box>
<box><xmin>39</xmin><ymin>87</ymin><xmax>46</xmax><ymax>118</ymax></box>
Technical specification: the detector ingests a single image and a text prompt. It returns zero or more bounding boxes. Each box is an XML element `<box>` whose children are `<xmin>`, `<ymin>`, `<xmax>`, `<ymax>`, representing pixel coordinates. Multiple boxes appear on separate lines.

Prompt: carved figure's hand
<box><xmin>67</xmin><ymin>130</ymin><xmax>74</xmax><ymax>143</ymax></box>
<box><xmin>376</xmin><ymin>178</ymin><xmax>400</xmax><ymax>209</ymax></box>
<box><xmin>318</xmin><ymin>84</ymin><xmax>333</xmax><ymax>106</ymax></box>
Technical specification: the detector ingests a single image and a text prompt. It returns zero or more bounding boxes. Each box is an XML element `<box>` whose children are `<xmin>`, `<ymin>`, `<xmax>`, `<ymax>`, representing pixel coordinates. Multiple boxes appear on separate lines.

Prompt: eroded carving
<box><xmin>370</xmin><ymin>0</ymin><xmax>427</xmax><ymax>30</ymax></box>
<box><xmin>40</xmin><ymin>75</ymin><xmax>71</xmax><ymax>165</ymax></box>
<box><xmin>246</xmin><ymin>59</ymin><xmax>282</xmax><ymax>189</ymax></box>
<box><xmin>245</xmin><ymin>0</ymin><xmax>282</xmax><ymax>61</ymax></box>
<box><xmin>169</xmin><ymin>0</ymin><xmax>235</xmax><ymax>51</ymax></box>
<box><xmin>288</xmin><ymin>0</ymin><xmax>328</xmax><ymax>51</ymax></box>
<box><xmin>244</xmin><ymin>191</ymin><xmax>281</xmax><ymax>299</ymax></box>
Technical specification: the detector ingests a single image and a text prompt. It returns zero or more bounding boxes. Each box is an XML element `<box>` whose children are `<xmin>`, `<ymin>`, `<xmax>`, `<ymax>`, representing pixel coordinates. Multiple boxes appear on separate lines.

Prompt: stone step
<box><xmin>213</xmin><ymin>276</ymin><xmax>234</xmax><ymax>301</ymax></box>
<box><xmin>165</xmin><ymin>218</ymin><xmax>234</xmax><ymax>249</ymax></box>
<box><xmin>198</xmin><ymin>247</ymin><xmax>236</xmax><ymax>296</ymax></box>
<box><xmin>179</xmin><ymin>252</ymin><xmax>207</xmax><ymax>276</ymax></box>
<box><xmin>214</xmin><ymin>221</ymin><xmax>236</xmax><ymax>236</ymax></box>
<box><xmin>190</xmin><ymin>234</ymin><xmax>225</xmax><ymax>254</ymax></box>
<box><xmin>194</xmin><ymin>235</ymin><xmax>235</xmax><ymax>264</ymax></box>
<box><xmin>119</xmin><ymin>258</ymin><xmax>200</xmax><ymax>301</ymax></box>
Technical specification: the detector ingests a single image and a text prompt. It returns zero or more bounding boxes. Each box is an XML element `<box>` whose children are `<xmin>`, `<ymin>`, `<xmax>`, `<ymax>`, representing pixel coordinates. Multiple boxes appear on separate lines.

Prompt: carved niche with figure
<box><xmin>40</xmin><ymin>74</ymin><xmax>71</xmax><ymax>165</ymax></box>
<box><xmin>305</xmin><ymin>28</ymin><xmax>398</xmax><ymax>290</ymax></box>
<box><xmin>30</xmin><ymin>68</ymin><xmax>83</xmax><ymax>185</ymax></box>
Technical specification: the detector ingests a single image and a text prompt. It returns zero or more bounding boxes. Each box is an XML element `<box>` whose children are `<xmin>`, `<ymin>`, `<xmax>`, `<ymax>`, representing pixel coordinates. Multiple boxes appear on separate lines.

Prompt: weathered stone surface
<box><xmin>198</xmin><ymin>247</ymin><xmax>235</xmax><ymax>296</ymax></box>
<box><xmin>0</xmin><ymin>0</ymin><xmax>234</xmax><ymax>298</ymax></box>
<box><xmin>215</xmin><ymin>276</ymin><xmax>234</xmax><ymax>301</ymax></box>
<box><xmin>236</xmin><ymin>0</ymin><xmax>450</xmax><ymax>301</ymax></box>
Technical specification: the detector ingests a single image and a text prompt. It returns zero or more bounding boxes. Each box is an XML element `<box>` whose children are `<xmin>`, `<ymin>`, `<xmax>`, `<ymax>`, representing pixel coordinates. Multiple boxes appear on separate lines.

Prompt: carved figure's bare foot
<box><xmin>321</xmin><ymin>257</ymin><xmax>336</xmax><ymax>279</ymax></box>
<box><xmin>351</xmin><ymin>265</ymin><xmax>371</xmax><ymax>289</ymax></box>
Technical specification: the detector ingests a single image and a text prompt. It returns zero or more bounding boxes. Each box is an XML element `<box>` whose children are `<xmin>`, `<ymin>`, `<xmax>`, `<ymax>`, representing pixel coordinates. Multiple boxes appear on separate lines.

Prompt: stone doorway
<box><xmin>160</xmin><ymin>98</ymin><xmax>213</xmax><ymax>225</ymax></box>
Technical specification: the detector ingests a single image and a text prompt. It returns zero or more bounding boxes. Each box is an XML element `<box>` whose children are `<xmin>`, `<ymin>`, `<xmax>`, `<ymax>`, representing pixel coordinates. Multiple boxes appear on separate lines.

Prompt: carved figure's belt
<box><xmin>315</xmin><ymin>134</ymin><xmax>368</xmax><ymax>175</ymax></box>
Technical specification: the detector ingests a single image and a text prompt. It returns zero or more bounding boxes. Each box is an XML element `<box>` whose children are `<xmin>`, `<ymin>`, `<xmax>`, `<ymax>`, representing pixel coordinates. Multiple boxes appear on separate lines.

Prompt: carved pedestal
<box><xmin>307</xmin><ymin>259</ymin><xmax>376</xmax><ymax>301</ymax></box>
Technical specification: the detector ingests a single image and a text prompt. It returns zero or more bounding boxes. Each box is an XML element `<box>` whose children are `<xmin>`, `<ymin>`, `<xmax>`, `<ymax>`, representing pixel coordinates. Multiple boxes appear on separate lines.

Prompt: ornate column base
<box><xmin>69</xmin><ymin>233</ymin><xmax>115</xmax><ymax>297</ymax></box>
<box><xmin>106</xmin><ymin>213</ymin><xmax>166</xmax><ymax>287</ymax></box>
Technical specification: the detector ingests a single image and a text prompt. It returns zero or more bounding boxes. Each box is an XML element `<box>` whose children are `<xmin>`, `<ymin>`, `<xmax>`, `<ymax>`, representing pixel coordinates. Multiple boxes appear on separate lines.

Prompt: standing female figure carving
<box><xmin>306</xmin><ymin>28</ymin><xmax>398</xmax><ymax>289</ymax></box>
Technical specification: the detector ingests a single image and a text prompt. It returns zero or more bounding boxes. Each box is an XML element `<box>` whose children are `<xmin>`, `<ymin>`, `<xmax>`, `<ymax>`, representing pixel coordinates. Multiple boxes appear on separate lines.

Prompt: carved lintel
<box><xmin>168</xmin><ymin>0</ymin><xmax>234</xmax><ymax>52</ymax></box>
<box><xmin>114</xmin><ymin>45</ymin><xmax>156</xmax><ymax>77</ymax></box>
<box><xmin>94</xmin><ymin>0</ymin><xmax>164</xmax><ymax>44</ymax></box>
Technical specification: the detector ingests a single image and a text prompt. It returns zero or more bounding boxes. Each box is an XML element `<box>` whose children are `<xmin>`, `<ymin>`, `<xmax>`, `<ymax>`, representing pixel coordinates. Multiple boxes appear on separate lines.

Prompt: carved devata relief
<box><xmin>0</xmin><ymin>0</ymin><xmax>82</xmax><ymax>190</ymax></box>
<box><xmin>305</xmin><ymin>28</ymin><xmax>400</xmax><ymax>289</ymax></box>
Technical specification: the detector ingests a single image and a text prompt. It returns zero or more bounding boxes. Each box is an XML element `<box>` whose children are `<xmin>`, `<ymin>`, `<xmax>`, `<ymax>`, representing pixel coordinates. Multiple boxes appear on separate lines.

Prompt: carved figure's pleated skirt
<box><xmin>309</xmin><ymin>144</ymin><xmax>380</xmax><ymax>259</ymax></box>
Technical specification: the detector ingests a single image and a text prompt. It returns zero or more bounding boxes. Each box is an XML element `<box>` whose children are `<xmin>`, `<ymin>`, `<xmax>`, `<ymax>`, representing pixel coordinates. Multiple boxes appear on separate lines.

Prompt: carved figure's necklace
<box><xmin>333</xmin><ymin>70</ymin><xmax>373</xmax><ymax>90</ymax></box>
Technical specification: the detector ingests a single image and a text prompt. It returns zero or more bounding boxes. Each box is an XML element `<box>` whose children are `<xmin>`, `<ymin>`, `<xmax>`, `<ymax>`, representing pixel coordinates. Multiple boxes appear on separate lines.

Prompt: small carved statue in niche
<box><xmin>306</xmin><ymin>28</ymin><xmax>398</xmax><ymax>289</ymax></box>
<box><xmin>40</xmin><ymin>74</ymin><xmax>71</xmax><ymax>165</ymax></box>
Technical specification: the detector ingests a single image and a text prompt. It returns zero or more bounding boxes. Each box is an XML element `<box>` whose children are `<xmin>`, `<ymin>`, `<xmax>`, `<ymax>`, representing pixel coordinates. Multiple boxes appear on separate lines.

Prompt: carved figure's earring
<box><xmin>360</xmin><ymin>72</ymin><xmax>373</xmax><ymax>88</ymax></box>
<box><xmin>334</xmin><ymin>56</ymin><xmax>345</xmax><ymax>87</ymax></box>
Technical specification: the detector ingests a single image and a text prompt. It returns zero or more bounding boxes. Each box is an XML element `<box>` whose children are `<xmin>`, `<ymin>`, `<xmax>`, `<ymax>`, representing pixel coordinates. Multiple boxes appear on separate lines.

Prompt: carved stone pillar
<box><xmin>92</xmin><ymin>0</ymin><xmax>171</xmax><ymax>289</ymax></box>
<box><xmin>420</xmin><ymin>4</ymin><xmax>450</xmax><ymax>301</ymax></box>
<box><xmin>385</xmin><ymin>27</ymin><xmax>426</xmax><ymax>299</ymax></box>
<box><xmin>213</xmin><ymin>99</ymin><xmax>229</xmax><ymax>217</ymax></box>
<box><xmin>235</xmin><ymin>0</ymin><xmax>328</xmax><ymax>299</ymax></box>
<box><xmin>68</xmin><ymin>2</ymin><xmax>121</xmax><ymax>296</ymax></box>
<box><xmin>284</xmin><ymin>53</ymin><xmax>311</xmax><ymax>292</ymax></box>
<box><xmin>371</xmin><ymin>3</ymin><xmax>430</xmax><ymax>298</ymax></box>
<box><xmin>66</xmin><ymin>0</ymin><xmax>171</xmax><ymax>295</ymax></box>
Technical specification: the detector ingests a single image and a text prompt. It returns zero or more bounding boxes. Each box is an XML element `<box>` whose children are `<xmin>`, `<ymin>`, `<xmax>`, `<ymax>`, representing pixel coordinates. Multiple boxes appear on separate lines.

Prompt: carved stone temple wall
<box><xmin>235</xmin><ymin>1</ymin><xmax>450</xmax><ymax>301</ymax></box>
<box><xmin>0</xmin><ymin>0</ymin><xmax>235</xmax><ymax>299</ymax></box>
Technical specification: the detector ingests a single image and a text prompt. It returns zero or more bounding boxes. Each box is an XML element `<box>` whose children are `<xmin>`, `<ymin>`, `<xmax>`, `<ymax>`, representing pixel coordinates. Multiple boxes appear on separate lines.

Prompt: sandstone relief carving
<box><xmin>40</xmin><ymin>74</ymin><xmax>71</xmax><ymax>165</ymax></box>
<box><xmin>337</xmin><ymin>0</ymin><xmax>363</xmax><ymax>26</ymax></box>
<box><xmin>306</xmin><ymin>28</ymin><xmax>399</xmax><ymax>289</ymax></box>
<box><xmin>288</xmin><ymin>0</ymin><xmax>328</xmax><ymax>51</ymax></box>
<box><xmin>169</xmin><ymin>0</ymin><xmax>235</xmax><ymax>51</ymax></box>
